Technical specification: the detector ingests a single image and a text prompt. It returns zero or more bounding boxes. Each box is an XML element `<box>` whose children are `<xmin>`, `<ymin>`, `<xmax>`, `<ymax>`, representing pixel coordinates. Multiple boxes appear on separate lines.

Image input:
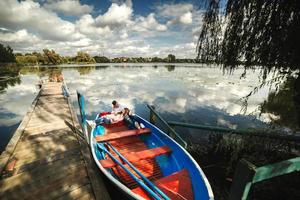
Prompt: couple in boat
<box><xmin>95</xmin><ymin>100</ymin><xmax>144</xmax><ymax>129</ymax></box>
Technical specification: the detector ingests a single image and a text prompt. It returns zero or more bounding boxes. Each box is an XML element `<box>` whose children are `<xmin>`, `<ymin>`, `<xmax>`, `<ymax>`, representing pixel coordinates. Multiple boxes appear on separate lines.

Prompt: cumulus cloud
<box><xmin>0</xmin><ymin>0</ymin><xmax>203</xmax><ymax>58</ymax></box>
<box><xmin>0</xmin><ymin>29</ymin><xmax>40</xmax><ymax>43</ymax></box>
<box><xmin>95</xmin><ymin>3</ymin><xmax>133</xmax><ymax>27</ymax></box>
<box><xmin>76</xmin><ymin>14</ymin><xmax>112</xmax><ymax>38</ymax></box>
<box><xmin>0</xmin><ymin>0</ymin><xmax>82</xmax><ymax>41</ymax></box>
<box><xmin>133</xmin><ymin>13</ymin><xmax>167</xmax><ymax>32</ymax></box>
<box><xmin>157</xmin><ymin>3</ymin><xmax>194</xmax><ymax>25</ymax></box>
<box><xmin>44</xmin><ymin>0</ymin><xmax>93</xmax><ymax>16</ymax></box>
<box><xmin>179</xmin><ymin>12</ymin><xmax>193</xmax><ymax>24</ymax></box>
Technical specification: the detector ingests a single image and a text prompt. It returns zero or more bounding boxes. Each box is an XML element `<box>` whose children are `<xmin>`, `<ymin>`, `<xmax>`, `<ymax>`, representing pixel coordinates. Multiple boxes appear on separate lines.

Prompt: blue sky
<box><xmin>0</xmin><ymin>0</ymin><xmax>205</xmax><ymax>58</ymax></box>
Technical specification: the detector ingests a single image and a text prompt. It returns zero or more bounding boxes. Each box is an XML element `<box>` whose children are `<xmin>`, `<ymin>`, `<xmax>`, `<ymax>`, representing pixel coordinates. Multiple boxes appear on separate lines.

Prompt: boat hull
<box><xmin>89</xmin><ymin>114</ymin><xmax>214</xmax><ymax>200</ymax></box>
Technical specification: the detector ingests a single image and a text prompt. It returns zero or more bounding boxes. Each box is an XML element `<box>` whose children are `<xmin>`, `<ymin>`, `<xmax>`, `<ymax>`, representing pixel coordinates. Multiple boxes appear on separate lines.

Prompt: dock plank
<box><xmin>0</xmin><ymin>81</ymin><xmax>110</xmax><ymax>200</ymax></box>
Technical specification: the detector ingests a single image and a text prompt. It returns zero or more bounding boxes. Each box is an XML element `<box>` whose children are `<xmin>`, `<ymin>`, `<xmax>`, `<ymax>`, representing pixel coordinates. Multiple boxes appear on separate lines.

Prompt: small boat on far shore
<box><xmin>77</xmin><ymin>92</ymin><xmax>214</xmax><ymax>200</ymax></box>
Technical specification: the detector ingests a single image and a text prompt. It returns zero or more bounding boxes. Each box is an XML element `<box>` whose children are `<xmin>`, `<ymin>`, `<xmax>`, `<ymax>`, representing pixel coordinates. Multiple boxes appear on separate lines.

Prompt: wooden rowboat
<box><xmin>77</xmin><ymin>92</ymin><xmax>214</xmax><ymax>200</ymax></box>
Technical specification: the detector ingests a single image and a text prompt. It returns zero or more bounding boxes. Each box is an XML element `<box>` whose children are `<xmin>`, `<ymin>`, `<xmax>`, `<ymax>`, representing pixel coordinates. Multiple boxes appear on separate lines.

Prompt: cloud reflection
<box><xmin>64</xmin><ymin>65</ymin><xmax>273</xmax><ymax>130</ymax></box>
<box><xmin>0</xmin><ymin>64</ymin><xmax>276</xmax><ymax>151</ymax></box>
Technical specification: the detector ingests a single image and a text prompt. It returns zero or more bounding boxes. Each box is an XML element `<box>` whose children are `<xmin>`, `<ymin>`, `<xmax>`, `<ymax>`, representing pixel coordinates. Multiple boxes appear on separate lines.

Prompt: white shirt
<box><xmin>111</xmin><ymin>103</ymin><xmax>124</xmax><ymax>114</ymax></box>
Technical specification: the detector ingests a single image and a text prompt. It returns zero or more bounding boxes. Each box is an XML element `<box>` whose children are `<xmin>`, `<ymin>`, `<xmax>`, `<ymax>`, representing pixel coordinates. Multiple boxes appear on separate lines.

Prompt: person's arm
<box><xmin>111</xmin><ymin>106</ymin><xmax>116</xmax><ymax>114</ymax></box>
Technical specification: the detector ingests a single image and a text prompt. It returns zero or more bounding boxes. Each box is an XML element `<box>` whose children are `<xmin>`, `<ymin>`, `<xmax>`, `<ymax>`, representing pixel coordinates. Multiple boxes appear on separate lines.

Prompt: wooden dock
<box><xmin>0</xmin><ymin>81</ymin><xmax>111</xmax><ymax>200</ymax></box>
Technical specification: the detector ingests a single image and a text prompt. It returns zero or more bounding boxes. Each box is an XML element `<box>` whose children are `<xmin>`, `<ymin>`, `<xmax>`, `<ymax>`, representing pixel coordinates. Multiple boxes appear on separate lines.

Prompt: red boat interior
<box><xmin>96</xmin><ymin>120</ymin><xmax>194</xmax><ymax>200</ymax></box>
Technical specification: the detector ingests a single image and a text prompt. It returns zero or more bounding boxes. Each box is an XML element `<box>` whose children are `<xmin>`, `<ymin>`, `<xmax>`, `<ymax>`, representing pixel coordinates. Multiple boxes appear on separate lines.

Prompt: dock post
<box><xmin>228</xmin><ymin>159</ymin><xmax>256</xmax><ymax>200</ymax></box>
<box><xmin>149</xmin><ymin>105</ymin><xmax>156</xmax><ymax>125</ymax></box>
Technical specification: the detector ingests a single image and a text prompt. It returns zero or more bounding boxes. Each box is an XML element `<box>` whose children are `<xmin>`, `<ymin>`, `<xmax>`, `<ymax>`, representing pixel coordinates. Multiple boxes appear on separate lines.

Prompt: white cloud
<box><xmin>0</xmin><ymin>0</ymin><xmax>82</xmax><ymax>41</ymax></box>
<box><xmin>44</xmin><ymin>0</ymin><xmax>93</xmax><ymax>16</ymax></box>
<box><xmin>76</xmin><ymin>14</ymin><xmax>112</xmax><ymax>38</ymax></box>
<box><xmin>0</xmin><ymin>29</ymin><xmax>40</xmax><ymax>43</ymax></box>
<box><xmin>133</xmin><ymin>13</ymin><xmax>167</xmax><ymax>32</ymax></box>
<box><xmin>0</xmin><ymin>0</ymin><xmax>203</xmax><ymax>58</ymax></box>
<box><xmin>95</xmin><ymin>3</ymin><xmax>133</xmax><ymax>27</ymax></box>
<box><xmin>158</xmin><ymin>3</ymin><xmax>193</xmax><ymax>18</ymax></box>
<box><xmin>179</xmin><ymin>12</ymin><xmax>193</xmax><ymax>24</ymax></box>
<box><xmin>157</xmin><ymin>3</ymin><xmax>193</xmax><ymax>25</ymax></box>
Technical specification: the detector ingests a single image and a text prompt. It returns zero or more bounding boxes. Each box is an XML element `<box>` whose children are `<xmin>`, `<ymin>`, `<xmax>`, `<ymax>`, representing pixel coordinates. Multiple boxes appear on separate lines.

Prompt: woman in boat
<box><xmin>122</xmin><ymin>107</ymin><xmax>145</xmax><ymax>129</ymax></box>
<box><xmin>122</xmin><ymin>107</ymin><xmax>134</xmax><ymax>126</ymax></box>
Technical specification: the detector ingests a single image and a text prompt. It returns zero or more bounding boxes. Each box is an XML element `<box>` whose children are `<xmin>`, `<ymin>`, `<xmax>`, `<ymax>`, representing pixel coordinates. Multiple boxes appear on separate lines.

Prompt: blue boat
<box><xmin>77</xmin><ymin>92</ymin><xmax>214</xmax><ymax>200</ymax></box>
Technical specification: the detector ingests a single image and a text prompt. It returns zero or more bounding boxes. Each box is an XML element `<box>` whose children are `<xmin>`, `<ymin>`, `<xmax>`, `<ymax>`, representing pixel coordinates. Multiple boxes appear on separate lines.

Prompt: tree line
<box><xmin>15</xmin><ymin>49</ymin><xmax>95</xmax><ymax>65</ymax></box>
<box><xmin>0</xmin><ymin>43</ymin><xmax>199</xmax><ymax>65</ymax></box>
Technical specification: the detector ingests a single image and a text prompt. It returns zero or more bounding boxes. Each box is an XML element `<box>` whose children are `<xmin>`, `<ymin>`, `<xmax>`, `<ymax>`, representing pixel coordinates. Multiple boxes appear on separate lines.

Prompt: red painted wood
<box><xmin>100</xmin><ymin>146</ymin><xmax>171</xmax><ymax>168</ymax></box>
<box><xmin>102</xmin><ymin>120</ymin><xmax>125</xmax><ymax>128</ymax></box>
<box><xmin>109</xmin><ymin>136</ymin><xmax>142</xmax><ymax>146</ymax></box>
<box><xmin>113</xmin><ymin>158</ymin><xmax>163</xmax><ymax>189</ymax></box>
<box><xmin>101</xmin><ymin>134</ymin><xmax>163</xmax><ymax>189</ymax></box>
<box><xmin>132</xmin><ymin>169</ymin><xmax>194</xmax><ymax>200</ymax></box>
<box><xmin>95</xmin><ymin>128</ymin><xmax>151</xmax><ymax>142</ymax></box>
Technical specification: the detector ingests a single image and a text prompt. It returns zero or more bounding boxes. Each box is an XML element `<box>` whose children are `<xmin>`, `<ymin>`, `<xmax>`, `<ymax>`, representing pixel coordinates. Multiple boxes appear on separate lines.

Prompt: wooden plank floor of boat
<box><xmin>0</xmin><ymin>81</ymin><xmax>111</xmax><ymax>200</ymax></box>
<box><xmin>102</xmin><ymin>123</ymin><xmax>164</xmax><ymax>189</ymax></box>
<box><xmin>101</xmin><ymin>123</ymin><xmax>194</xmax><ymax>200</ymax></box>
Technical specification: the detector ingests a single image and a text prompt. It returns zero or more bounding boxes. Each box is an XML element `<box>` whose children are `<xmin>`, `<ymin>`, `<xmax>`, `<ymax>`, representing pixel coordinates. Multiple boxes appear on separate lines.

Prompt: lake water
<box><xmin>0</xmin><ymin>64</ymin><xmax>294</xmax><ymax>152</ymax></box>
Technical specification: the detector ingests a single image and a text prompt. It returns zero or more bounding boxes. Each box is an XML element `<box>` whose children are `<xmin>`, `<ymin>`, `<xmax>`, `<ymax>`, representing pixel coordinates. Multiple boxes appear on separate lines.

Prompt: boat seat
<box><xmin>100</xmin><ymin>146</ymin><xmax>172</xmax><ymax>168</ymax></box>
<box><xmin>132</xmin><ymin>169</ymin><xmax>194</xmax><ymax>200</ymax></box>
<box><xmin>95</xmin><ymin>128</ymin><xmax>151</xmax><ymax>142</ymax></box>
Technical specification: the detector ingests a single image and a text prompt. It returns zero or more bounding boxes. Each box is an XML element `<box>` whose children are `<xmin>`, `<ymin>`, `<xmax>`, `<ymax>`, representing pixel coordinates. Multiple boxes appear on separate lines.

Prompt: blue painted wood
<box><xmin>91</xmin><ymin>115</ymin><xmax>214</xmax><ymax>199</ymax></box>
<box><xmin>132</xmin><ymin>115</ymin><xmax>213</xmax><ymax>200</ymax></box>
<box><xmin>147</xmin><ymin>104</ymin><xmax>187</xmax><ymax>148</ymax></box>
<box><xmin>76</xmin><ymin>91</ymin><xmax>89</xmax><ymax>143</ymax></box>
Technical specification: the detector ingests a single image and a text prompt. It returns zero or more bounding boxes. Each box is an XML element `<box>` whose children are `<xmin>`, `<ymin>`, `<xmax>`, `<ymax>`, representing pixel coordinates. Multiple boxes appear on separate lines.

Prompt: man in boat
<box><xmin>93</xmin><ymin>101</ymin><xmax>126</xmax><ymax>125</ymax></box>
<box><xmin>111</xmin><ymin>100</ymin><xmax>124</xmax><ymax>114</ymax></box>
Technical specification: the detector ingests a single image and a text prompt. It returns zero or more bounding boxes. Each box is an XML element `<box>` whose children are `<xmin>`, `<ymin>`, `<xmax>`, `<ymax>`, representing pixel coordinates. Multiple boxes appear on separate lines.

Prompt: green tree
<box><xmin>43</xmin><ymin>49</ymin><xmax>62</xmax><ymax>65</ymax></box>
<box><xmin>198</xmin><ymin>0</ymin><xmax>300</xmax><ymax>127</ymax></box>
<box><xmin>32</xmin><ymin>51</ymin><xmax>45</xmax><ymax>64</ymax></box>
<box><xmin>75</xmin><ymin>51</ymin><xmax>95</xmax><ymax>63</ymax></box>
<box><xmin>197</xmin><ymin>0</ymin><xmax>300</xmax><ymax>71</ymax></box>
<box><xmin>0</xmin><ymin>43</ymin><xmax>16</xmax><ymax>63</ymax></box>
<box><xmin>94</xmin><ymin>56</ymin><xmax>110</xmax><ymax>63</ymax></box>
<box><xmin>167</xmin><ymin>54</ymin><xmax>176</xmax><ymax>62</ymax></box>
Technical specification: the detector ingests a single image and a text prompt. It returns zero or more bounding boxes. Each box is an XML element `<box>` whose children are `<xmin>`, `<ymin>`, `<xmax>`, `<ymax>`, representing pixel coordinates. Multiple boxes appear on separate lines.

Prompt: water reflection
<box><xmin>0</xmin><ymin>66</ymin><xmax>21</xmax><ymax>93</ymax></box>
<box><xmin>65</xmin><ymin>65</ymin><xmax>274</xmax><ymax>131</ymax></box>
<box><xmin>260</xmin><ymin>76</ymin><xmax>299</xmax><ymax>130</ymax></box>
<box><xmin>0</xmin><ymin>64</ymin><xmax>298</xmax><ymax>152</ymax></box>
<box><xmin>0</xmin><ymin>66</ymin><xmax>40</xmax><ymax>151</ymax></box>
